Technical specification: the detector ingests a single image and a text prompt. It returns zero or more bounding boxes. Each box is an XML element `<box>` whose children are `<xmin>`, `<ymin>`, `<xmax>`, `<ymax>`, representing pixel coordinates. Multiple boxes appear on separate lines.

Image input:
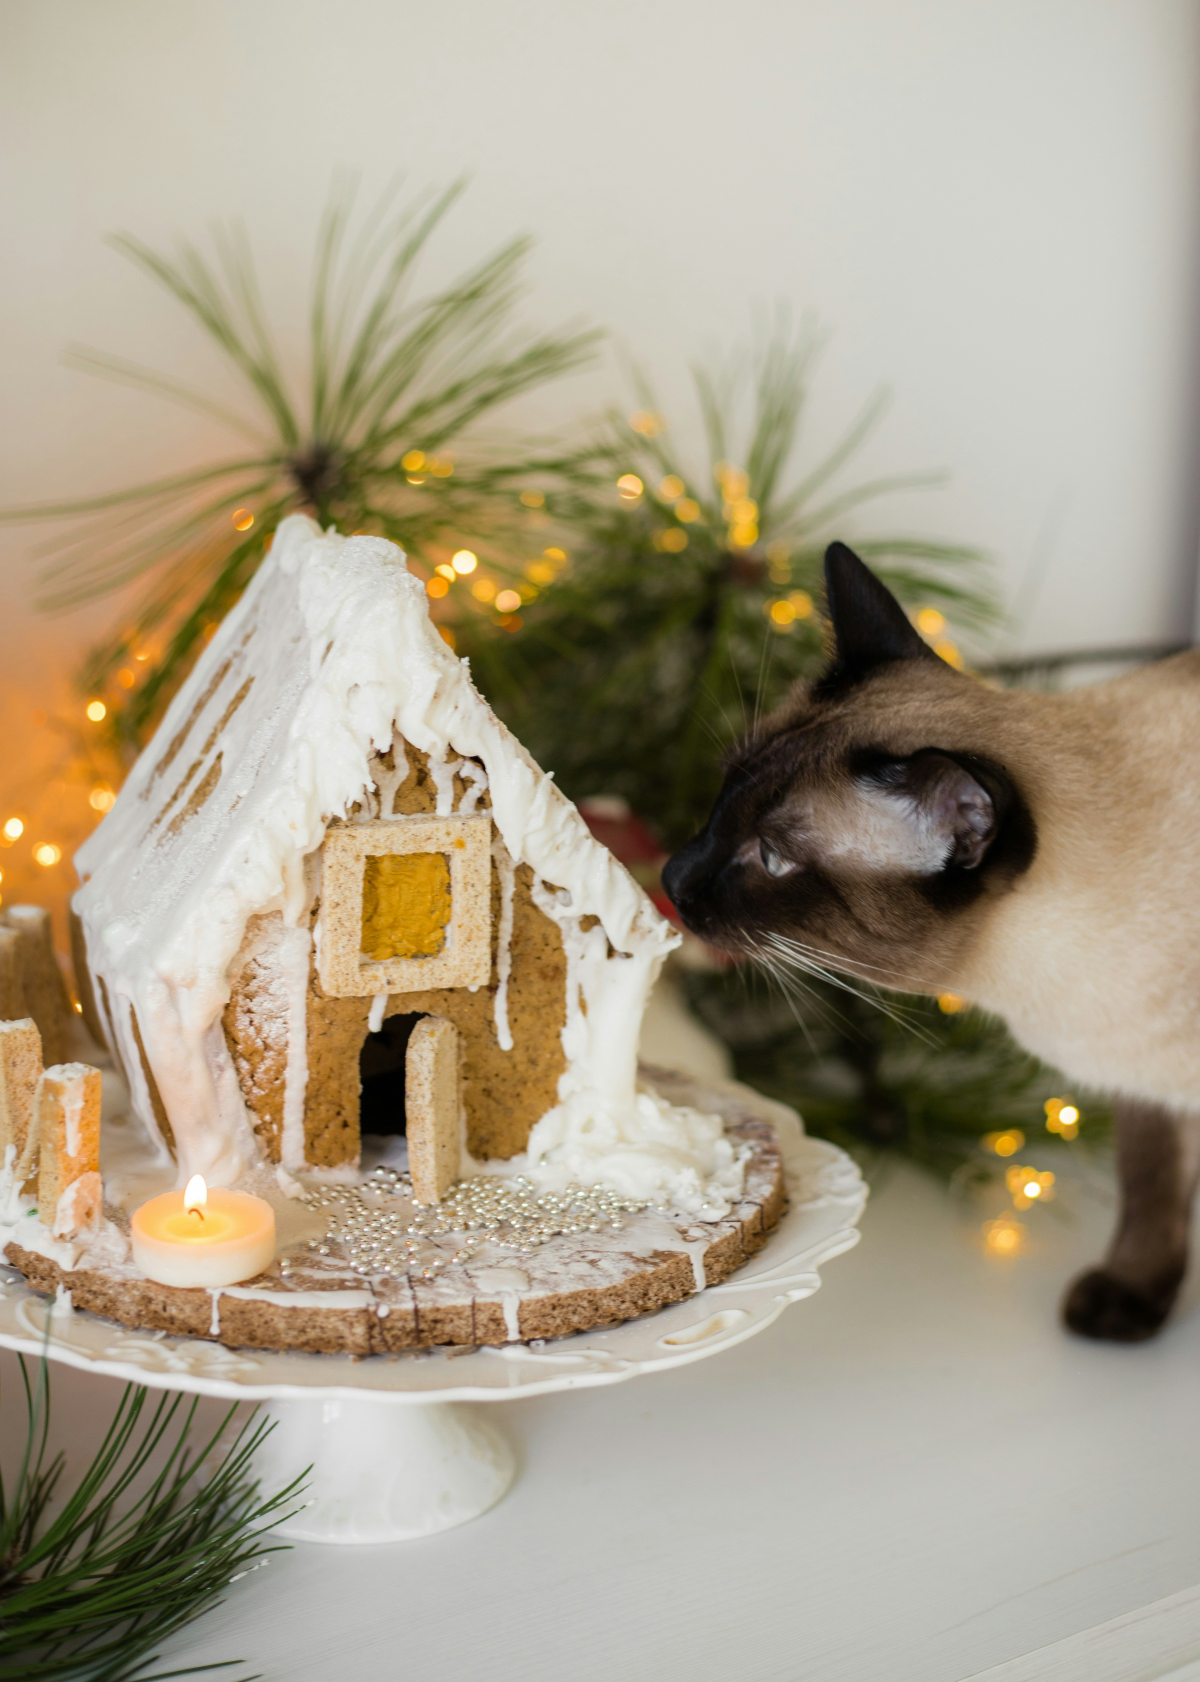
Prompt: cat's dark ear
<box><xmin>823</xmin><ymin>541</ymin><xmax>933</xmax><ymax>678</ymax></box>
<box><xmin>868</xmin><ymin>750</ymin><xmax>1006</xmax><ymax>870</ymax></box>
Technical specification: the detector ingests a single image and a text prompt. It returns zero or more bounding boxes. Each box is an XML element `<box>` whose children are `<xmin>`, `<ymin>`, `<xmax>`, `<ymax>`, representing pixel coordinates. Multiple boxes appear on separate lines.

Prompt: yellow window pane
<box><xmin>361</xmin><ymin>852</ymin><xmax>451</xmax><ymax>961</ymax></box>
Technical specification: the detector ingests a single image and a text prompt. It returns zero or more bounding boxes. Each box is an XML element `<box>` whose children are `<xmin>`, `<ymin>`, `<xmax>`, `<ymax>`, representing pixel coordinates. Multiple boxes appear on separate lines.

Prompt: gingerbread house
<box><xmin>71</xmin><ymin>516</ymin><xmax>679</xmax><ymax>1201</ymax></box>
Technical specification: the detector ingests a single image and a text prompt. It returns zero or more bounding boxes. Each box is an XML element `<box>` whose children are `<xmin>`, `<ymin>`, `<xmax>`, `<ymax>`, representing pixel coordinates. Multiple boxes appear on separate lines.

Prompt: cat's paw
<box><xmin>1062</xmin><ymin>1266</ymin><xmax>1179</xmax><ymax>1342</ymax></box>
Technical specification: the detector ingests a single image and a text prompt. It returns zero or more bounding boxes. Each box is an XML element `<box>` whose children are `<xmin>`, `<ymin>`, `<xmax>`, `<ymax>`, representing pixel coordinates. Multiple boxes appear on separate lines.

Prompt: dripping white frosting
<box><xmin>491</xmin><ymin>834</ymin><xmax>516</xmax><ymax>1053</ymax></box>
<box><xmin>70</xmin><ymin>517</ymin><xmax>742</xmax><ymax>1214</ymax></box>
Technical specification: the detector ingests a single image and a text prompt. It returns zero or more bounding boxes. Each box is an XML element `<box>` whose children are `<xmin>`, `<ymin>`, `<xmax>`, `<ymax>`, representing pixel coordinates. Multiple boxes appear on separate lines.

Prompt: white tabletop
<box><xmin>6</xmin><ymin>1154</ymin><xmax>1199</xmax><ymax>1682</ymax></box>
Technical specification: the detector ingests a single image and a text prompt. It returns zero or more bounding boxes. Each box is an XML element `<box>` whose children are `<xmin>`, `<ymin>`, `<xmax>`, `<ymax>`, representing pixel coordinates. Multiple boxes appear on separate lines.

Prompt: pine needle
<box><xmin>0</xmin><ymin>176</ymin><xmax>602</xmax><ymax>760</ymax></box>
<box><xmin>0</xmin><ymin>1352</ymin><xmax>305</xmax><ymax>1682</ymax></box>
<box><xmin>453</xmin><ymin>312</ymin><xmax>999</xmax><ymax>850</ymax></box>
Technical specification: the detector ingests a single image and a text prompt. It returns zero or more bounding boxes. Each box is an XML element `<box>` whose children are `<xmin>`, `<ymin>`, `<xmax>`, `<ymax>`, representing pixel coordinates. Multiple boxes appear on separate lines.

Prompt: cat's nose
<box><xmin>661</xmin><ymin>840</ymin><xmax>708</xmax><ymax>912</ymax></box>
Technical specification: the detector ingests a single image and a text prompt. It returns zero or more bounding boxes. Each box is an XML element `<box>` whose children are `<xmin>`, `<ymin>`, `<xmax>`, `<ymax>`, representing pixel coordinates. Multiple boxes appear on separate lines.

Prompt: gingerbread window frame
<box><xmin>317</xmin><ymin>814</ymin><xmax>492</xmax><ymax>997</ymax></box>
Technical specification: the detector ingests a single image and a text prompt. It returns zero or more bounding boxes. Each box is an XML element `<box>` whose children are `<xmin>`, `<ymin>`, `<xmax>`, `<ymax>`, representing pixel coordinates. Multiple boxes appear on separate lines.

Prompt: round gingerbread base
<box><xmin>5</xmin><ymin>1078</ymin><xmax>785</xmax><ymax>1357</ymax></box>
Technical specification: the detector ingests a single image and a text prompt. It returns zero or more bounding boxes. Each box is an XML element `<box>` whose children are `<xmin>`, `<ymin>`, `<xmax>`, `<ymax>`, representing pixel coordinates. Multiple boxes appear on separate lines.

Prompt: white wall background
<box><xmin>1</xmin><ymin>0</ymin><xmax>1198</xmax><ymax>874</ymax></box>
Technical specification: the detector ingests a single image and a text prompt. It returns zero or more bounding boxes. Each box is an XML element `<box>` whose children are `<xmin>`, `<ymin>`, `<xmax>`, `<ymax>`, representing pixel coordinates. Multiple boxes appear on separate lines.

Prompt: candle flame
<box><xmin>184</xmin><ymin>1175</ymin><xmax>208</xmax><ymax>1218</ymax></box>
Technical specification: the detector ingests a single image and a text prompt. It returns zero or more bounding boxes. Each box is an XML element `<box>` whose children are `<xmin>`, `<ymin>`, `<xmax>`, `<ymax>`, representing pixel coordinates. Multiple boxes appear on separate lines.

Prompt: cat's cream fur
<box><xmin>831</xmin><ymin>652</ymin><xmax>1200</xmax><ymax>1111</ymax></box>
<box><xmin>664</xmin><ymin>544</ymin><xmax>1200</xmax><ymax>1343</ymax></box>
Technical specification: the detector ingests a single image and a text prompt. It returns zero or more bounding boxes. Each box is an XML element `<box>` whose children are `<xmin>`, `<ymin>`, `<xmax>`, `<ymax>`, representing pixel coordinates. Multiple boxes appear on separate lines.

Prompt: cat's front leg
<box><xmin>1063</xmin><ymin>1098</ymin><xmax>1200</xmax><ymax>1342</ymax></box>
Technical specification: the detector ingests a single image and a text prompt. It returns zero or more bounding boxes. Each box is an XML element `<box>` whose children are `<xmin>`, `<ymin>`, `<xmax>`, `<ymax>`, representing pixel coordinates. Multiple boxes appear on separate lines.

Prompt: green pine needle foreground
<box><xmin>0</xmin><ymin>1354</ymin><xmax>305</xmax><ymax>1682</ymax></box>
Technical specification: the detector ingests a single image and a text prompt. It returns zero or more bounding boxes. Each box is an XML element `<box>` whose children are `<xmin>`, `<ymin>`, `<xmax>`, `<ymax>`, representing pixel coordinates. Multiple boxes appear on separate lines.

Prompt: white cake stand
<box><xmin>0</xmin><ymin>1082</ymin><xmax>865</xmax><ymax>1545</ymax></box>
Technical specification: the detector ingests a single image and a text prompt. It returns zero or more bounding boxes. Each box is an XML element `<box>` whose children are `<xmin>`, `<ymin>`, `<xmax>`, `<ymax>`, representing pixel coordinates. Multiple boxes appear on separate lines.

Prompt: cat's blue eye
<box><xmin>761</xmin><ymin>840</ymin><xmax>789</xmax><ymax>877</ymax></box>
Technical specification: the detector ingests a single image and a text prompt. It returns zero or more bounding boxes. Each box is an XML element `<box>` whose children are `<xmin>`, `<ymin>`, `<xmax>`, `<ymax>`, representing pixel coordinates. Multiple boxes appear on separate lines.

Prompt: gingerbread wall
<box><xmin>223</xmin><ymin>742</ymin><xmax>569</xmax><ymax>1169</ymax></box>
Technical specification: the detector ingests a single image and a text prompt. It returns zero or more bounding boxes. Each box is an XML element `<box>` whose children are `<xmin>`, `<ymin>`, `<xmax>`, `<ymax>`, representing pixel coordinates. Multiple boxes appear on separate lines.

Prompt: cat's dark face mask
<box><xmin>661</xmin><ymin>544</ymin><xmax>1036</xmax><ymax>987</ymax></box>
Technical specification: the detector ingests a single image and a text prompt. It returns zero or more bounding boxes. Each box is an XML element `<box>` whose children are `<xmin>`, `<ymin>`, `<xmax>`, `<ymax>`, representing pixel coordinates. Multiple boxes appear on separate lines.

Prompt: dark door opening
<box><xmin>359</xmin><ymin>1012</ymin><xmax>425</xmax><ymax>1135</ymax></box>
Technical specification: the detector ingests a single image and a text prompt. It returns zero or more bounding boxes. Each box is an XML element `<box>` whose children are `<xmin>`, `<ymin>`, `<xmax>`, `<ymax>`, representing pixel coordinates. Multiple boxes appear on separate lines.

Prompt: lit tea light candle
<box><xmin>130</xmin><ymin>1175</ymin><xmax>276</xmax><ymax>1288</ymax></box>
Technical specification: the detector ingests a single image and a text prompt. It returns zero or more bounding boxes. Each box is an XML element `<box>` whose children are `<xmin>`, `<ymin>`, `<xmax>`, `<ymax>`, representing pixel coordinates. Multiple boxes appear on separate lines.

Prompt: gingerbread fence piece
<box><xmin>405</xmin><ymin>1017</ymin><xmax>462</xmax><ymax>1203</ymax></box>
<box><xmin>4</xmin><ymin>907</ymin><xmax>71</xmax><ymax>1067</ymax></box>
<box><xmin>0</xmin><ymin>928</ymin><xmax>27</xmax><ymax>1023</ymax></box>
<box><xmin>36</xmin><ymin>1062</ymin><xmax>102</xmax><ymax>1237</ymax></box>
<box><xmin>0</xmin><ymin>1018</ymin><xmax>42</xmax><ymax>1184</ymax></box>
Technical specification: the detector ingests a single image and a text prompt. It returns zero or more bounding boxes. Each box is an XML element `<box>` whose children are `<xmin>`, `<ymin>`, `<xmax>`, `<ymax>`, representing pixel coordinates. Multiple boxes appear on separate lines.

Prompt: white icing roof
<box><xmin>74</xmin><ymin>516</ymin><xmax>677</xmax><ymax>1182</ymax></box>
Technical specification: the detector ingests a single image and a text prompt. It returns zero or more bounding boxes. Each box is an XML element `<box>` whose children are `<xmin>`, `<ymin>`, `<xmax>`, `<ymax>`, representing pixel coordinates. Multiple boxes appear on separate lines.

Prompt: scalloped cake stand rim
<box><xmin>0</xmin><ymin>1081</ymin><xmax>867</xmax><ymax>1408</ymax></box>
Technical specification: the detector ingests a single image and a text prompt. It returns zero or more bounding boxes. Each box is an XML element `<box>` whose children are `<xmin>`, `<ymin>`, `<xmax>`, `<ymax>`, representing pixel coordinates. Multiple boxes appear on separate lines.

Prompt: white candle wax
<box><xmin>130</xmin><ymin>1177</ymin><xmax>276</xmax><ymax>1288</ymax></box>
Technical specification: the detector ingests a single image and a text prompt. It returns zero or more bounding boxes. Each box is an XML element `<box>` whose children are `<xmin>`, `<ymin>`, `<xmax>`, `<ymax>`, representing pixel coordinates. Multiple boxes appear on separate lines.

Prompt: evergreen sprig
<box><xmin>1</xmin><ymin>176</ymin><xmax>601</xmax><ymax>759</ymax></box>
<box><xmin>0</xmin><ymin>1354</ymin><xmax>304</xmax><ymax>1682</ymax></box>
<box><xmin>453</xmin><ymin>312</ymin><xmax>997</xmax><ymax>848</ymax></box>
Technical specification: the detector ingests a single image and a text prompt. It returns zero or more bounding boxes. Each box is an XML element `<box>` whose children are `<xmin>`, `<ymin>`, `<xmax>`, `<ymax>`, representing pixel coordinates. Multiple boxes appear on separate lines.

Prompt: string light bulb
<box><xmin>86</xmin><ymin>700</ymin><xmax>106</xmax><ymax>722</ymax></box>
<box><xmin>232</xmin><ymin>509</ymin><xmax>254</xmax><ymax>532</ymax></box>
<box><xmin>617</xmin><ymin>474</ymin><xmax>644</xmax><ymax>501</ymax></box>
<box><xmin>3</xmin><ymin>818</ymin><xmax>23</xmax><ymax>841</ymax></box>
<box><xmin>401</xmin><ymin>450</ymin><xmax>425</xmax><ymax>472</ymax></box>
<box><xmin>629</xmin><ymin>410</ymin><xmax>663</xmax><ymax>436</ymax></box>
<box><xmin>33</xmin><ymin>843</ymin><xmax>61</xmax><ymax>867</ymax></box>
<box><xmin>674</xmin><ymin>498</ymin><xmax>700</xmax><ymax>523</ymax></box>
<box><xmin>1006</xmin><ymin>1165</ymin><xmax>1056</xmax><ymax>1210</ymax></box>
<box><xmin>982</xmin><ymin>1216</ymin><xmax>1027</xmax><ymax>1256</ymax></box>
<box><xmin>934</xmin><ymin>640</ymin><xmax>964</xmax><ymax>669</ymax></box>
<box><xmin>495</xmin><ymin>589</ymin><xmax>521</xmax><ymax>613</ymax></box>
<box><xmin>90</xmin><ymin>786</ymin><xmax>116</xmax><ymax>813</ymax></box>
<box><xmin>937</xmin><ymin>992</ymin><xmax>966</xmax><ymax>1014</ymax></box>
<box><xmin>1045</xmin><ymin>1097</ymin><xmax>1081</xmax><ymax>1139</ymax></box>
<box><xmin>659</xmin><ymin>475</ymin><xmax>685</xmax><ymax>501</ymax></box>
<box><xmin>982</xmin><ymin>1129</ymin><xmax>1024</xmax><ymax>1158</ymax></box>
<box><xmin>916</xmin><ymin>606</ymin><xmax>945</xmax><ymax>637</ymax></box>
<box><xmin>426</xmin><ymin>577</ymin><xmax>449</xmax><ymax>599</ymax></box>
<box><xmin>519</xmin><ymin>489</ymin><xmax>545</xmax><ymax>508</ymax></box>
<box><xmin>451</xmin><ymin>550</ymin><xmax>478</xmax><ymax>575</ymax></box>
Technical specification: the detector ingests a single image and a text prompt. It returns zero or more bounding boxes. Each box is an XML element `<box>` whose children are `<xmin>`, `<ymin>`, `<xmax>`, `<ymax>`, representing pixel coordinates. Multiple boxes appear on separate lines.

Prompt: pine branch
<box><xmin>0</xmin><ymin>1353</ymin><xmax>305</xmax><ymax>1682</ymax></box>
<box><xmin>3</xmin><ymin>176</ymin><xmax>602</xmax><ymax>742</ymax></box>
<box><xmin>451</xmin><ymin>314</ymin><xmax>999</xmax><ymax>849</ymax></box>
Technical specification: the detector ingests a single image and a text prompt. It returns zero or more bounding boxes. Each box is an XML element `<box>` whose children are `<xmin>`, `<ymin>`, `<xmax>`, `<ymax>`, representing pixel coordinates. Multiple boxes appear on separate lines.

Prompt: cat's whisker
<box><xmin>751</xmin><ymin>623</ymin><xmax>775</xmax><ymax>740</ymax></box>
<box><xmin>757</xmin><ymin>932</ymin><xmax>938</xmax><ymax>1044</ymax></box>
<box><xmin>745</xmin><ymin>943</ymin><xmax>838</xmax><ymax>1048</ymax></box>
<box><xmin>697</xmin><ymin>680</ymin><xmax>742</xmax><ymax>751</ymax></box>
<box><xmin>762</xmin><ymin>930</ymin><xmax>932</xmax><ymax>993</ymax></box>
<box><xmin>729</xmin><ymin>646</ymin><xmax>748</xmax><ymax>736</ymax></box>
<box><xmin>751</xmin><ymin>945</ymin><xmax>871</xmax><ymax>1045</ymax></box>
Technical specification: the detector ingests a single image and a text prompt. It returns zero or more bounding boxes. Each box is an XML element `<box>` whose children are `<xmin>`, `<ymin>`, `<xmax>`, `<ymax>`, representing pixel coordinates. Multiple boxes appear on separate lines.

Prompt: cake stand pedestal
<box><xmin>253</xmin><ymin>1395</ymin><xmax>514</xmax><ymax>1542</ymax></box>
<box><xmin>0</xmin><ymin>1083</ymin><xmax>865</xmax><ymax>1545</ymax></box>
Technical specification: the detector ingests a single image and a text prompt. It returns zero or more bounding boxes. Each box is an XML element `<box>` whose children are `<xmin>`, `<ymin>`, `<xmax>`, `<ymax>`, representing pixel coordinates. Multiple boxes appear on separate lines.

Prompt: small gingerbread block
<box><xmin>406</xmin><ymin>1017</ymin><xmax>462</xmax><ymax>1203</ymax></box>
<box><xmin>0</xmin><ymin>927</ymin><xmax>27</xmax><ymax>1022</ymax></box>
<box><xmin>36</xmin><ymin>1062</ymin><xmax>102</xmax><ymax>1236</ymax></box>
<box><xmin>4</xmin><ymin>906</ymin><xmax>71</xmax><ymax>1067</ymax></box>
<box><xmin>0</xmin><ymin>1018</ymin><xmax>42</xmax><ymax>1183</ymax></box>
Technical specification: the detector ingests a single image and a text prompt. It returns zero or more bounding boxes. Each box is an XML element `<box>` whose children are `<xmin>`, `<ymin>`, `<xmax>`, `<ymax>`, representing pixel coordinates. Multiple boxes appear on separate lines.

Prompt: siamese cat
<box><xmin>663</xmin><ymin>541</ymin><xmax>1200</xmax><ymax>1342</ymax></box>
